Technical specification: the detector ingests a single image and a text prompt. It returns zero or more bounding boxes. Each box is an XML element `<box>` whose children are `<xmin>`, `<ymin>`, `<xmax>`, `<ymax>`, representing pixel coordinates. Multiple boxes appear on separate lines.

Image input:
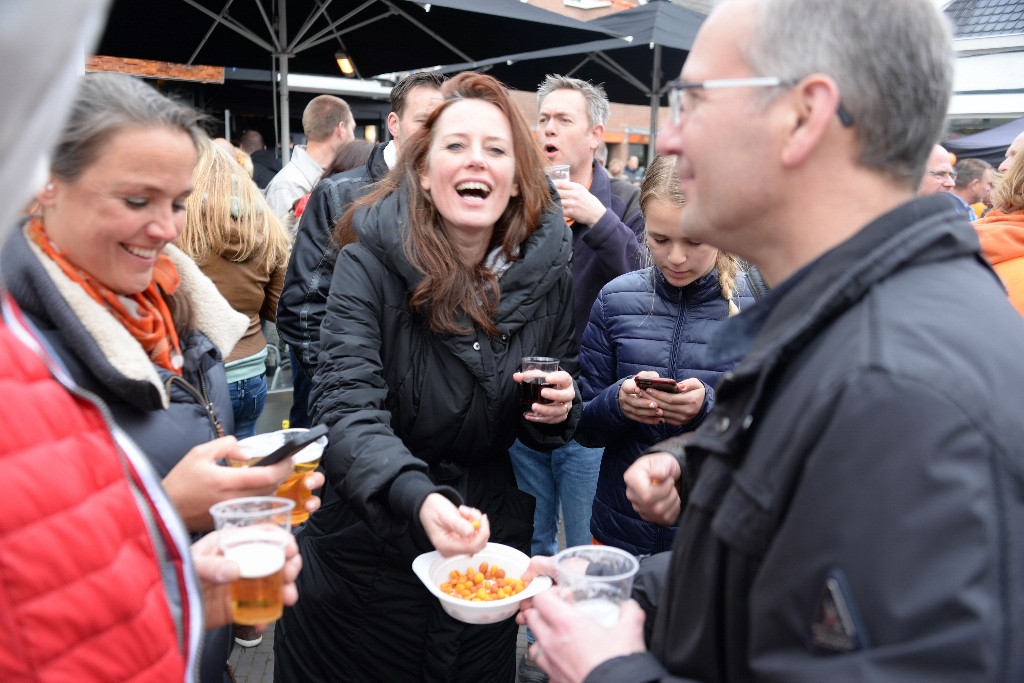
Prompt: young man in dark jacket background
<box><xmin>276</xmin><ymin>72</ymin><xmax>444</xmax><ymax>426</ymax></box>
<box><xmin>519</xmin><ymin>0</ymin><xmax>1024</xmax><ymax>681</ymax></box>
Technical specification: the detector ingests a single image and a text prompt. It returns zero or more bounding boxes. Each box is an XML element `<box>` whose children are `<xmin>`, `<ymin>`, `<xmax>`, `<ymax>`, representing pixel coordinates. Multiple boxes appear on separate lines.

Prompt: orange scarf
<box><xmin>28</xmin><ymin>218</ymin><xmax>185</xmax><ymax>374</ymax></box>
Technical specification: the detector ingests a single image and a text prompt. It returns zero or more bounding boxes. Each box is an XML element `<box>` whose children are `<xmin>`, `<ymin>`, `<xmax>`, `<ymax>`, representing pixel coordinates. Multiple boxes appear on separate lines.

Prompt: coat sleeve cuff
<box><xmin>518</xmin><ymin>383</ymin><xmax>582</xmax><ymax>450</ymax></box>
<box><xmin>388</xmin><ymin>470</ymin><xmax>463</xmax><ymax>550</ymax></box>
<box><xmin>578</xmin><ymin>379</ymin><xmax>629</xmax><ymax>447</ymax></box>
<box><xmin>641</xmin><ymin>434</ymin><xmax>688</xmax><ymax>459</ymax></box>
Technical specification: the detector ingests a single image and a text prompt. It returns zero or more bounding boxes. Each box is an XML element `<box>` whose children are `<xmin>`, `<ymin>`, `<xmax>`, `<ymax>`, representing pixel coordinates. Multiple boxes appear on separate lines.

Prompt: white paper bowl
<box><xmin>412</xmin><ymin>542</ymin><xmax>552</xmax><ymax>625</ymax></box>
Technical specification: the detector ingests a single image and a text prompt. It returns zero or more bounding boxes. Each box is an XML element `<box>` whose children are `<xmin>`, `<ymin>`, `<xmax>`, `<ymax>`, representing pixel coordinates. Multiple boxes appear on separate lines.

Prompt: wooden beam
<box><xmin>87</xmin><ymin>56</ymin><xmax>225</xmax><ymax>84</ymax></box>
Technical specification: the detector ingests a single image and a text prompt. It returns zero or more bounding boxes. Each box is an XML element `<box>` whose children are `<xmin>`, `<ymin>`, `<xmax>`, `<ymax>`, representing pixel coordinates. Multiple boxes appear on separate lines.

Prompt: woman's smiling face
<box><xmin>39</xmin><ymin>125</ymin><xmax>196</xmax><ymax>295</ymax></box>
<box><xmin>420</xmin><ymin>98</ymin><xmax>518</xmax><ymax>241</ymax></box>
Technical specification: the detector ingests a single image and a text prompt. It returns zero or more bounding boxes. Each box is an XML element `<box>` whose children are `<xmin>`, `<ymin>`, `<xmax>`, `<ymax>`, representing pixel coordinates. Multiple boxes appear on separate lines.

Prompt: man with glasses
<box><xmin>918</xmin><ymin>144</ymin><xmax>958</xmax><ymax>196</ymax></box>
<box><xmin>517</xmin><ymin>0</ymin><xmax>1024</xmax><ymax>681</ymax></box>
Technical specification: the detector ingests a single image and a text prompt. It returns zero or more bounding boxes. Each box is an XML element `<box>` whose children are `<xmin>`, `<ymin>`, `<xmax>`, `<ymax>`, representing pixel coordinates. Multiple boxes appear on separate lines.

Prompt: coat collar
<box><xmin>692</xmin><ymin>194</ymin><xmax>989</xmax><ymax>460</ymax></box>
<box><xmin>352</xmin><ymin>181</ymin><xmax>572</xmax><ymax>332</ymax></box>
<box><xmin>3</xmin><ymin>224</ymin><xmax>247</xmax><ymax>408</ymax></box>
<box><xmin>653</xmin><ymin>266</ymin><xmax>724</xmax><ymax>304</ymax></box>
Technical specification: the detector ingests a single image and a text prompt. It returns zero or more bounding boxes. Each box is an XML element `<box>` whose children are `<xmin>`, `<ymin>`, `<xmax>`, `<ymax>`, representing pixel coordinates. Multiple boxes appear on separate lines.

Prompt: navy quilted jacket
<box><xmin>578</xmin><ymin>266</ymin><xmax>752</xmax><ymax>554</ymax></box>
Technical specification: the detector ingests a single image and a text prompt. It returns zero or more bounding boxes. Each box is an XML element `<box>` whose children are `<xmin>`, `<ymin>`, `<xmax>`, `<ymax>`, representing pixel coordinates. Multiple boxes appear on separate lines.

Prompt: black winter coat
<box><xmin>274</xmin><ymin>184</ymin><xmax>581</xmax><ymax>683</ymax></box>
<box><xmin>588</xmin><ymin>195</ymin><xmax>1024</xmax><ymax>682</ymax></box>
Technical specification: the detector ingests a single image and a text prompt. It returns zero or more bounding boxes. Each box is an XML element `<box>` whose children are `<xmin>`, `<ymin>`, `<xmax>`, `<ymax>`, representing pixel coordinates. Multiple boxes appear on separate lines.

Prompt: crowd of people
<box><xmin>2</xmin><ymin>0</ymin><xmax>1023</xmax><ymax>682</ymax></box>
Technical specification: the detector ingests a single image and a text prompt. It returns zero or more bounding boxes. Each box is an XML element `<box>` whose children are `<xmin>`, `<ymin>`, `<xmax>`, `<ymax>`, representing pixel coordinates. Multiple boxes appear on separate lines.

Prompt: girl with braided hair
<box><xmin>576</xmin><ymin>154</ymin><xmax>752</xmax><ymax>556</ymax></box>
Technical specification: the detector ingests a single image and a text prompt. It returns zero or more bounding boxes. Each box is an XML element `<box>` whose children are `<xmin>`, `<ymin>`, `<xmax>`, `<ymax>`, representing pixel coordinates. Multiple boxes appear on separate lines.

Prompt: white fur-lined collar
<box><xmin>24</xmin><ymin>234</ymin><xmax>247</xmax><ymax>408</ymax></box>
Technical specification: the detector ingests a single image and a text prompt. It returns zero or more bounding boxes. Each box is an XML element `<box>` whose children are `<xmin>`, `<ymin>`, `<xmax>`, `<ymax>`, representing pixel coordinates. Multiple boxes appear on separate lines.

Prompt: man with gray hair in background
<box><xmin>953</xmin><ymin>157</ymin><xmax>995</xmax><ymax>218</ymax></box>
<box><xmin>518</xmin><ymin>0</ymin><xmax>1024</xmax><ymax>681</ymax></box>
<box><xmin>265</xmin><ymin>94</ymin><xmax>355</xmax><ymax>228</ymax></box>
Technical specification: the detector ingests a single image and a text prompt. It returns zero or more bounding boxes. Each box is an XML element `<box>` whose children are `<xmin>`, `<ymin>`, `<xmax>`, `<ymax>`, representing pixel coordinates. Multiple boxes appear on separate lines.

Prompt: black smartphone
<box><xmin>634</xmin><ymin>377</ymin><xmax>682</xmax><ymax>394</ymax></box>
<box><xmin>252</xmin><ymin>424</ymin><xmax>329</xmax><ymax>467</ymax></box>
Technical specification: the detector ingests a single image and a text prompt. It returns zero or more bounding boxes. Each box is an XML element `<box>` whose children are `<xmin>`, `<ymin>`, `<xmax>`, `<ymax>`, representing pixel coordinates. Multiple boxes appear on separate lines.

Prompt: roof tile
<box><xmin>946</xmin><ymin>0</ymin><xmax>1024</xmax><ymax>38</ymax></box>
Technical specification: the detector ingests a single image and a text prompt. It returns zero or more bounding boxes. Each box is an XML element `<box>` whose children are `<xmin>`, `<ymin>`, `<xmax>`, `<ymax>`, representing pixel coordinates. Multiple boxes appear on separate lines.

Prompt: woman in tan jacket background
<box><xmin>178</xmin><ymin>139</ymin><xmax>291</xmax><ymax>438</ymax></box>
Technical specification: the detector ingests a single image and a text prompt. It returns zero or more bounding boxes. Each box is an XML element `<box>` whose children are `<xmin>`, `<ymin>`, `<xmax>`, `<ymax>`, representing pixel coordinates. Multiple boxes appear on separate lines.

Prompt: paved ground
<box><xmin>230</xmin><ymin>622</ymin><xmax>530</xmax><ymax>682</ymax></box>
<box><xmin>230</xmin><ymin>522</ymin><xmax>563</xmax><ymax>682</ymax></box>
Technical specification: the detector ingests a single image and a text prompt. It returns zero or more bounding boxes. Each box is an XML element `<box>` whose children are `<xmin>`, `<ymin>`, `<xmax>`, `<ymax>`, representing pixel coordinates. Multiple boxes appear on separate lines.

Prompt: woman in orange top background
<box><xmin>975</xmin><ymin>144</ymin><xmax>1024</xmax><ymax>317</ymax></box>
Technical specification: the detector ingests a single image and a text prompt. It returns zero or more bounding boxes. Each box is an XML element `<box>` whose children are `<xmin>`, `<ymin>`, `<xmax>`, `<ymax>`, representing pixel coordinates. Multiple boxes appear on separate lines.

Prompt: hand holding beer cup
<box><xmin>513</xmin><ymin>356</ymin><xmax>575</xmax><ymax>424</ymax></box>
<box><xmin>515</xmin><ymin>551</ymin><xmax>647</xmax><ymax>682</ymax></box>
<box><xmin>236</xmin><ymin>428</ymin><xmax>329</xmax><ymax>525</ymax></box>
<box><xmin>163</xmin><ymin>436</ymin><xmax>294</xmax><ymax>532</ymax></box>
<box><xmin>191</xmin><ymin>527</ymin><xmax>302</xmax><ymax>629</ymax></box>
<box><xmin>209</xmin><ymin>496</ymin><xmax>296</xmax><ymax>625</ymax></box>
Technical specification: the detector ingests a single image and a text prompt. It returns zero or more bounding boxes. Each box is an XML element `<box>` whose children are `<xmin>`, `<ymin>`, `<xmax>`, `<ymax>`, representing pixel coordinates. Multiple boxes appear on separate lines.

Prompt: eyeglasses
<box><xmin>928</xmin><ymin>169</ymin><xmax>957</xmax><ymax>182</ymax></box>
<box><xmin>666</xmin><ymin>76</ymin><xmax>855</xmax><ymax>128</ymax></box>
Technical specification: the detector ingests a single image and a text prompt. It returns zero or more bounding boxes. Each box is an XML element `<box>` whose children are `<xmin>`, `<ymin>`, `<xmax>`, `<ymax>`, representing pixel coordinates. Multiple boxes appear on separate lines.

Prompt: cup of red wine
<box><xmin>520</xmin><ymin>356</ymin><xmax>559</xmax><ymax>412</ymax></box>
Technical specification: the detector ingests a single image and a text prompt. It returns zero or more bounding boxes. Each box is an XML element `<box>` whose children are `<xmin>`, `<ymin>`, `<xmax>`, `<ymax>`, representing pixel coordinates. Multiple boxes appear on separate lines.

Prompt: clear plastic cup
<box><xmin>553</xmin><ymin>545</ymin><xmax>639</xmax><ymax>627</ymax></box>
<box><xmin>209</xmin><ymin>496</ymin><xmax>295</xmax><ymax>625</ymax></box>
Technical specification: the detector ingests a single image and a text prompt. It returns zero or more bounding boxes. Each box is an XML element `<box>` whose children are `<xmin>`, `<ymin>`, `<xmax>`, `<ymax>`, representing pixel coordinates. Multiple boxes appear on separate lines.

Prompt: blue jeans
<box><xmin>509</xmin><ymin>438</ymin><xmax>603</xmax><ymax>557</ymax></box>
<box><xmin>289</xmin><ymin>347</ymin><xmax>313</xmax><ymax>428</ymax></box>
<box><xmin>229</xmin><ymin>373</ymin><xmax>268</xmax><ymax>439</ymax></box>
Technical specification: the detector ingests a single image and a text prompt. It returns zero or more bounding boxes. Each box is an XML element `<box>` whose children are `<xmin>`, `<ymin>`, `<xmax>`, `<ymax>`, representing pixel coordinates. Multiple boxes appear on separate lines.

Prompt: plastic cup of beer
<box><xmin>210</xmin><ymin>496</ymin><xmax>295</xmax><ymax>625</ymax></box>
<box><xmin>544</xmin><ymin>164</ymin><xmax>571</xmax><ymax>182</ymax></box>
<box><xmin>237</xmin><ymin>429</ymin><xmax>327</xmax><ymax>525</ymax></box>
<box><xmin>553</xmin><ymin>545</ymin><xmax>639</xmax><ymax>627</ymax></box>
<box><xmin>520</xmin><ymin>356</ymin><xmax>559</xmax><ymax>411</ymax></box>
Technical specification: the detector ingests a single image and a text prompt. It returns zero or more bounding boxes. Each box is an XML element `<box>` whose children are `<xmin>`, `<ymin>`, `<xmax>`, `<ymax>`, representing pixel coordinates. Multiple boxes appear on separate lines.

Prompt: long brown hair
<box><xmin>639</xmin><ymin>155</ymin><xmax>742</xmax><ymax>315</ymax></box>
<box><xmin>336</xmin><ymin>72</ymin><xmax>550</xmax><ymax>337</ymax></box>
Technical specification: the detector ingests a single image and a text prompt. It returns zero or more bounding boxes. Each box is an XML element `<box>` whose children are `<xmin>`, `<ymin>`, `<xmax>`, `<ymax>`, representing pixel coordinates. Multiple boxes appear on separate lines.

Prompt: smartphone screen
<box><xmin>635</xmin><ymin>377</ymin><xmax>682</xmax><ymax>393</ymax></box>
<box><xmin>253</xmin><ymin>424</ymin><xmax>328</xmax><ymax>466</ymax></box>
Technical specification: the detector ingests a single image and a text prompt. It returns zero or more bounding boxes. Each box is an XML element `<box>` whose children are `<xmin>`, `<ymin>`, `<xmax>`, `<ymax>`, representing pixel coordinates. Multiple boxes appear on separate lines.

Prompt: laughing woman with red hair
<box><xmin>274</xmin><ymin>72</ymin><xmax>581</xmax><ymax>682</ymax></box>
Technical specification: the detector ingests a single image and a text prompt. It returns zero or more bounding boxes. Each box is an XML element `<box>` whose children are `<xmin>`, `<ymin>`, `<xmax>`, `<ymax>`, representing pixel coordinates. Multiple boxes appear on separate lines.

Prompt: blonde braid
<box><xmin>716</xmin><ymin>252</ymin><xmax>741</xmax><ymax>316</ymax></box>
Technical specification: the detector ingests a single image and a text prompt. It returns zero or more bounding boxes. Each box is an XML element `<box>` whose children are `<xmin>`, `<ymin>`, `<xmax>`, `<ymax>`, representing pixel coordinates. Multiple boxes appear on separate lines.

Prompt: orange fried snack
<box><xmin>439</xmin><ymin>561</ymin><xmax>528</xmax><ymax>602</ymax></box>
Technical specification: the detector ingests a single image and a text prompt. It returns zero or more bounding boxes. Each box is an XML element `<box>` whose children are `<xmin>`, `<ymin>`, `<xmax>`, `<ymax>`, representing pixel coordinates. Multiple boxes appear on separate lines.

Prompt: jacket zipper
<box><xmin>661</xmin><ymin>287</ymin><xmax>687</xmax><ymax>439</ymax></box>
<box><xmin>165</xmin><ymin>373</ymin><xmax>224</xmax><ymax>438</ymax></box>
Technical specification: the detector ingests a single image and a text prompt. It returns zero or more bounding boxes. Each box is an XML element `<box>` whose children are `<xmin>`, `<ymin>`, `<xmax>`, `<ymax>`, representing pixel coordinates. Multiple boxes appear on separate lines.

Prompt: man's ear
<box><xmin>589</xmin><ymin>124</ymin><xmax>605</xmax><ymax>152</ymax></box>
<box><xmin>387</xmin><ymin>112</ymin><xmax>401</xmax><ymax>141</ymax></box>
<box><xmin>780</xmin><ymin>76</ymin><xmax>842</xmax><ymax>168</ymax></box>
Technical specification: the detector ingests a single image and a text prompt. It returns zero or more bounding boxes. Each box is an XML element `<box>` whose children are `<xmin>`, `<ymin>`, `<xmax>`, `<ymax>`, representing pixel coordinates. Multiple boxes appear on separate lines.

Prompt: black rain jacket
<box><xmin>590</xmin><ymin>195</ymin><xmax>1024</xmax><ymax>683</ymax></box>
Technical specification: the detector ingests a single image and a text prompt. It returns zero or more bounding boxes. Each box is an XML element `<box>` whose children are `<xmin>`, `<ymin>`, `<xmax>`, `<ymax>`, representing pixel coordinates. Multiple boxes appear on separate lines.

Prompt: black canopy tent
<box><xmin>945</xmin><ymin>116</ymin><xmax>1024</xmax><ymax>167</ymax></box>
<box><xmin>97</xmin><ymin>0</ymin><xmax>628</xmax><ymax>161</ymax></box>
<box><xmin>424</xmin><ymin>0</ymin><xmax>706</xmax><ymax>160</ymax></box>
